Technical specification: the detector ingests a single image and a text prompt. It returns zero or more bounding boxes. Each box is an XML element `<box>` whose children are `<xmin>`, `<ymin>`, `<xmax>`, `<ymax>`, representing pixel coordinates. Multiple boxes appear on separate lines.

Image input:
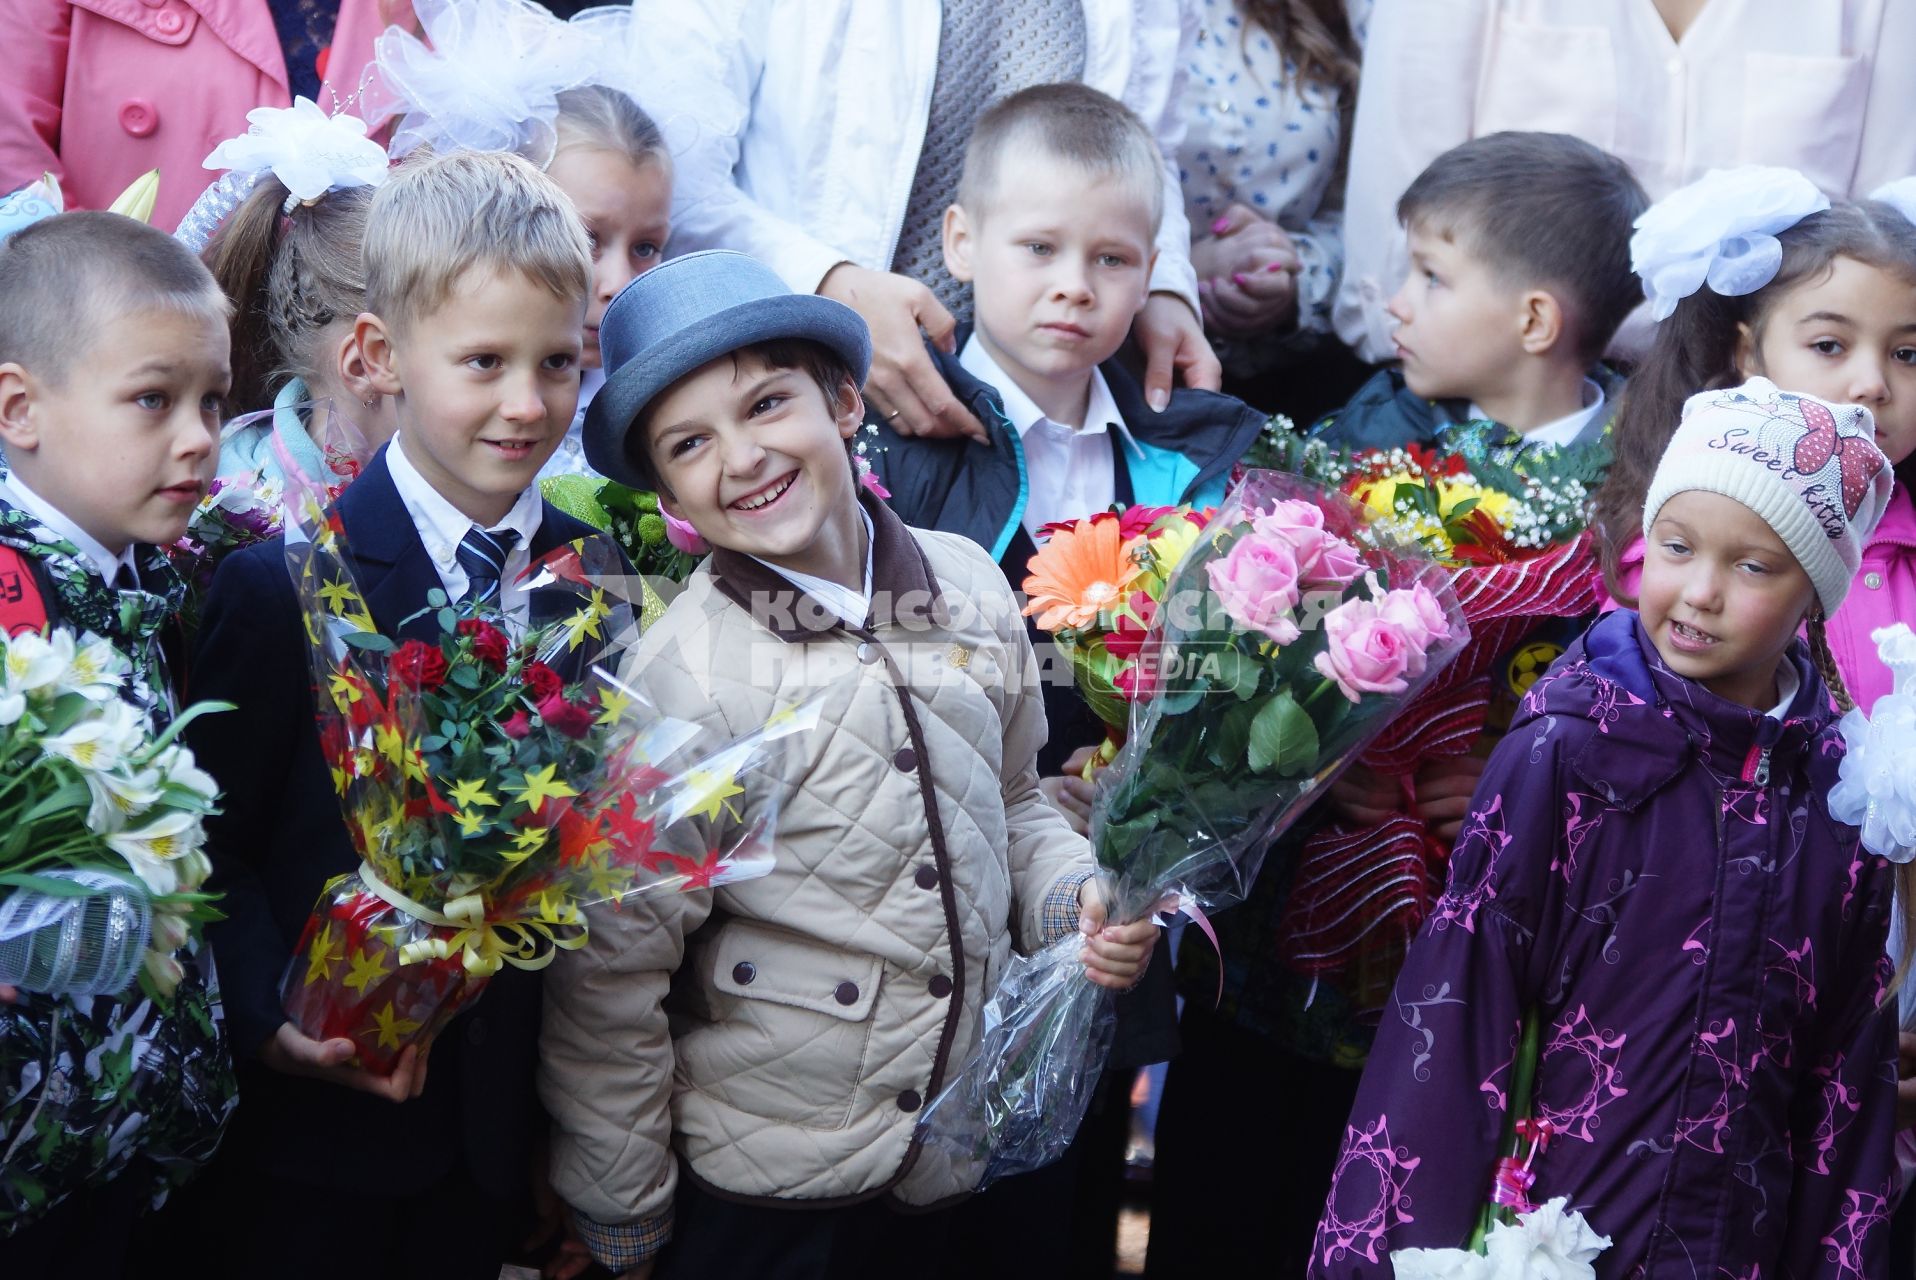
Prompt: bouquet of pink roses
<box><xmin>917</xmin><ymin>471</ymin><xmax>1469</xmax><ymax>1186</ymax></box>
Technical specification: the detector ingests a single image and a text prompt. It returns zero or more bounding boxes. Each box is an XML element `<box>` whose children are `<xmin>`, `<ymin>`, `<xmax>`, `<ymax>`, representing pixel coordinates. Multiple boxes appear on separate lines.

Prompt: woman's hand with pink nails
<box><xmin>1190</xmin><ymin>203</ymin><xmax>1301</xmax><ymax>337</ymax></box>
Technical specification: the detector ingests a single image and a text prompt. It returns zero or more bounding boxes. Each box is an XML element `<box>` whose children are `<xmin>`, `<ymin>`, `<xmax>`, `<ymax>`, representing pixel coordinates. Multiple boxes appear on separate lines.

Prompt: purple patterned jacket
<box><xmin>1310</xmin><ymin>609</ymin><xmax>1898</xmax><ymax>1279</ymax></box>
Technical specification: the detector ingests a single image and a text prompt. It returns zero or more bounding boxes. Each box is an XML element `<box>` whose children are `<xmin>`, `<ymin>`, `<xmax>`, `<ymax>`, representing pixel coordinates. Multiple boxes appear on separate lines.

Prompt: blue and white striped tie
<box><xmin>456</xmin><ymin>525</ymin><xmax>520</xmax><ymax>609</ymax></box>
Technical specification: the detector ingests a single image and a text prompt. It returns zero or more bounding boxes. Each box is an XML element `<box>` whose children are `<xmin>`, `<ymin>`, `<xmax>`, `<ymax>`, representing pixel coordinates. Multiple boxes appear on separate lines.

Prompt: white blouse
<box><xmin>1177</xmin><ymin>0</ymin><xmax>1371</xmax><ymax>369</ymax></box>
<box><xmin>1334</xmin><ymin>0</ymin><xmax>1916</xmax><ymax>363</ymax></box>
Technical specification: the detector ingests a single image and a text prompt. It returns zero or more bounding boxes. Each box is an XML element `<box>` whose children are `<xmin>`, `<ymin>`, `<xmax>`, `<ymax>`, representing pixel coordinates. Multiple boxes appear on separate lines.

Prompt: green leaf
<box><xmin>1153</xmin><ymin>676</ymin><xmax>1210</xmax><ymax>716</ymax></box>
<box><xmin>344</xmin><ymin>632</ymin><xmax>395</xmax><ymax>654</ymax></box>
<box><xmin>1210</xmin><ymin>649</ymin><xmax>1262</xmax><ymax>701</ymax></box>
<box><xmin>448</xmin><ymin>665</ymin><xmax>481</xmax><ymax>691</ymax></box>
<box><xmin>437</xmin><ymin>607</ymin><xmax>459</xmax><ymax>634</ymax></box>
<box><xmin>426</xmin><ymin>587</ymin><xmax>449</xmax><ymax>608</ymax></box>
<box><xmin>419</xmin><ymin>735</ymin><xmax>448</xmax><ymax>753</ymax></box>
<box><xmin>21</xmin><ymin>779</ymin><xmax>90</xmax><ymax>824</ymax></box>
<box><xmin>1247</xmin><ymin>692</ymin><xmax>1319</xmax><ymax>776</ymax></box>
<box><xmin>1204</xmin><ymin>698</ymin><xmax>1257</xmax><ymax>768</ymax></box>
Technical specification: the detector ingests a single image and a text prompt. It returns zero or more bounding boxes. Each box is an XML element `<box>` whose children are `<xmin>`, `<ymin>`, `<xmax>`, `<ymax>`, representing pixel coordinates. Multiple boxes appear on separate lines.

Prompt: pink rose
<box><xmin>1206</xmin><ymin>533</ymin><xmax>1302</xmax><ymax>644</ymax></box>
<box><xmin>663</xmin><ymin>510</ymin><xmax>709</xmax><ymax>555</ymax></box>
<box><xmin>1253</xmin><ymin>500</ymin><xmax>1363</xmax><ymax>591</ymax></box>
<box><xmin>1313</xmin><ymin>598</ymin><xmax>1416</xmax><ymax>702</ymax></box>
<box><xmin>1375</xmin><ymin>584</ymin><xmax>1451</xmax><ymax>678</ymax></box>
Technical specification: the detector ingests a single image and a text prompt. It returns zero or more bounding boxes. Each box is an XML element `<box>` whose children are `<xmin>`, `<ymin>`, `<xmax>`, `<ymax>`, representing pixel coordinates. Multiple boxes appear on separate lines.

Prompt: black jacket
<box><xmin>1308</xmin><ymin>364</ymin><xmax>1627</xmax><ymax>450</ymax></box>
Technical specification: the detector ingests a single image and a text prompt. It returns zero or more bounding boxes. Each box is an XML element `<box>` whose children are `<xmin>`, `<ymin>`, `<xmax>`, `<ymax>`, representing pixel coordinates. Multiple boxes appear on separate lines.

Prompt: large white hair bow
<box><xmin>364</xmin><ymin>0</ymin><xmax>597</xmax><ymax>167</ymax></box>
<box><xmin>1870</xmin><ymin>176</ymin><xmax>1916</xmax><ymax>227</ymax></box>
<box><xmin>175</xmin><ymin>98</ymin><xmax>388</xmax><ymax>253</ymax></box>
<box><xmin>566</xmin><ymin>3</ymin><xmax>746</xmax><ymax>149</ymax></box>
<box><xmin>1830</xmin><ymin>624</ymin><xmax>1916</xmax><ymax>863</ymax></box>
<box><xmin>1630</xmin><ymin>167</ymin><xmax>1830</xmax><ymax>321</ymax></box>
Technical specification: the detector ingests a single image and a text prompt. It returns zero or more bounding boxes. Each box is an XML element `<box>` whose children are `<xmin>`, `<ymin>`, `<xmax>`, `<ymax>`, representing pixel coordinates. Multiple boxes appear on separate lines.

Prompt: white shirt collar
<box><xmin>1765</xmin><ymin>661</ymin><xmax>1801</xmax><ymax>722</ymax></box>
<box><xmin>386</xmin><ymin>433</ymin><xmax>544</xmax><ymax>581</ymax></box>
<box><xmin>750</xmin><ymin>501</ymin><xmax>875</xmax><ymax>627</ymax></box>
<box><xmin>958</xmin><ymin>335</ymin><xmax>1139</xmax><ymax>456</ymax></box>
<box><xmin>0</xmin><ymin>471</ymin><xmax>139</xmax><ymax>583</ymax></box>
<box><xmin>1469</xmin><ymin>378</ymin><xmax>1607</xmax><ymax>449</ymax></box>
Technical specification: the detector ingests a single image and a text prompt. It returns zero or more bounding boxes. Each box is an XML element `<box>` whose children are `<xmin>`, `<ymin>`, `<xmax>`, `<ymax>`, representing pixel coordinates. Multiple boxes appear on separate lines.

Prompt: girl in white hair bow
<box><xmin>1596</xmin><ymin>167</ymin><xmax>1916</xmax><ymax>710</ymax></box>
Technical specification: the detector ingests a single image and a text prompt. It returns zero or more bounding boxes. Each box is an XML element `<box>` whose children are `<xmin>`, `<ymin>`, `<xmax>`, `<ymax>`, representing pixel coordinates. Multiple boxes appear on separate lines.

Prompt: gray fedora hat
<box><xmin>582</xmin><ymin>250</ymin><xmax>872</xmax><ymax>489</ymax></box>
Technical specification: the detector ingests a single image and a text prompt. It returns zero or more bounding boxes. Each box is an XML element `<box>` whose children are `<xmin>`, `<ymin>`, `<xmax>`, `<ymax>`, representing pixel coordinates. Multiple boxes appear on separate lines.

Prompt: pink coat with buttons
<box><xmin>1605</xmin><ymin>482</ymin><xmax>1916</xmax><ymax>710</ymax></box>
<box><xmin>0</xmin><ymin>0</ymin><xmax>402</xmax><ymax>231</ymax></box>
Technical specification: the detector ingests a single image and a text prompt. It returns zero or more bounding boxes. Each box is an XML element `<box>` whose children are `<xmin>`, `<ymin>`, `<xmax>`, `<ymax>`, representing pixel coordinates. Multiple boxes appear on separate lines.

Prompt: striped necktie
<box><xmin>456</xmin><ymin>525</ymin><xmax>520</xmax><ymax>609</ymax></box>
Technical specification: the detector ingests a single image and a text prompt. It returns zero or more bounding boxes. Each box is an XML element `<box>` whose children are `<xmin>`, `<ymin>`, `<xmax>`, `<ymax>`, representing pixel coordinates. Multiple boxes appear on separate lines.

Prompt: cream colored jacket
<box><xmin>539</xmin><ymin>496</ymin><xmax>1094</xmax><ymax>1270</ymax></box>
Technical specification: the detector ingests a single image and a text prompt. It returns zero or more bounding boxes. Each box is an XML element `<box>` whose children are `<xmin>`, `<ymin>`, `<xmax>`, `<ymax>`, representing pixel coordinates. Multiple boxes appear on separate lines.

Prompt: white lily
<box><xmin>105</xmin><ymin>810</ymin><xmax>204</xmax><ymax>895</ymax></box>
<box><xmin>42</xmin><ymin>698</ymin><xmax>145</xmax><ymax>774</ymax></box>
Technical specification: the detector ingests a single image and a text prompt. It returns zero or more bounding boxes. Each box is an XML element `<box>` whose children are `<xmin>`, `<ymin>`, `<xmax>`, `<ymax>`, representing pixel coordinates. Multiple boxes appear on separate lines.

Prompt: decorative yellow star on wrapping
<box><xmin>370</xmin><ymin>1002</ymin><xmax>422</xmax><ymax>1051</ymax></box>
<box><xmin>317</xmin><ymin>578</ymin><xmax>360</xmax><ymax>614</ymax></box>
<box><xmin>503</xmin><ymin>826</ymin><xmax>550</xmax><ymax>863</ymax></box>
<box><xmin>595</xmin><ymin>686</ymin><xmax>634</xmax><ymax>726</ymax></box>
<box><xmin>328</xmin><ymin>673</ymin><xmax>364</xmax><ymax>715</ymax></box>
<box><xmin>453</xmin><ymin>808</ymin><xmax>488</xmax><ymax>838</ymax></box>
<box><xmin>559</xmin><ymin>589</ymin><xmax>612</xmax><ymax>652</ymax></box>
<box><xmin>303</xmin><ymin>922</ymin><xmax>344</xmax><ymax>986</ymax></box>
<box><xmin>678</xmin><ymin>767</ymin><xmax>745</xmax><ymax>824</ymax></box>
<box><xmin>373</xmin><ymin>723</ymin><xmax>408</xmax><ymax>766</ymax></box>
<box><xmin>448</xmin><ymin>778</ymin><xmax>498</xmax><ymax>809</ymax></box>
<box><xmin>584</xmin><ymin>854</ymin><xmax>625</xmax><ymax>901</ymax></box>
<box><xmin>504</xmin><ymin>763</ymin><xmax>578</xmax><ymax>814</ymax></box>
<box><xmin>342</xmin><ymin>944</ymin><xmax>388</xmax><ymax>994</ymax></box>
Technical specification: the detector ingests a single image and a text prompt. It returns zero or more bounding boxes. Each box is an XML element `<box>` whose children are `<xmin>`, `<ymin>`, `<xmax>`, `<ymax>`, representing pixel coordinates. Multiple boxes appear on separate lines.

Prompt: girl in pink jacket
<box><xmin>1596</xmin><ymin>168</ymin><xmax>1916</xmax><ymax>709</ymax></box>
<box><xmin>0</xmin><ymin>0</ymin><xmax>397</xmax><ymax>229</ymax></box>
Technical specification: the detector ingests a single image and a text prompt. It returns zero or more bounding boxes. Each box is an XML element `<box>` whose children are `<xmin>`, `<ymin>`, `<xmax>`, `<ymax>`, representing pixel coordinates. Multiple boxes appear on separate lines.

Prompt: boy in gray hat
<box><xmin>544</xmin><ymin>248</ymin><xmax>1158</xmax><ymax>1279</ymax></box>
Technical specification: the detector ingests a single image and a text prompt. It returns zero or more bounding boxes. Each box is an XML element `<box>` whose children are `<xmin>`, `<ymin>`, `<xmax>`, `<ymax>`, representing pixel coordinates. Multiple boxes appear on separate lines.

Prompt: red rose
<box><xmin>457</xmin><ymin>618</ymin><xmax>511</xmax><ymax>670</ymax></box>
<box><xmin>537</xmin><ymin>691</ymin><xmax>596</xmax><ymax>739</ymax></box>
<box><xmin>389</xmin><ymin>639</ymin><xmax>448</xmax><ymax>691</ymax></box>
<box><xmin>521</xmin><ymin>661</ymin><xmax>563</xmax><ymax>704</ymax></box>
<box><xmin>500</xmin><ymin>710</ymin><xmax>533</xmax><ymax>739</ymax></box>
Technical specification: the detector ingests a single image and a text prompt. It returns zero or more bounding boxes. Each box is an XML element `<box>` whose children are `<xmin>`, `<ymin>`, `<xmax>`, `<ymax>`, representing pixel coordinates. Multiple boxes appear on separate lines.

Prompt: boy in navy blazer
<box><xmin>183</xmin><ymin>150</ymin><xmax>624</xmax><ymax>1280</ymax></box>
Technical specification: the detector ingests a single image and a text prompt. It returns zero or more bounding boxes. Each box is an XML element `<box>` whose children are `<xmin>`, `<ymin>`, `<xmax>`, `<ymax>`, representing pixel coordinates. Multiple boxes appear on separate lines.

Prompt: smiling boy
<box><xmin>544</xmin><ymin>249</ymin><xmax>1157</xmax><ymax>1280</ymax></box>
<box><xmin>182</xmin><ymin>149</ymin><xmax>628</xmax><ymax>1279</ymax></box>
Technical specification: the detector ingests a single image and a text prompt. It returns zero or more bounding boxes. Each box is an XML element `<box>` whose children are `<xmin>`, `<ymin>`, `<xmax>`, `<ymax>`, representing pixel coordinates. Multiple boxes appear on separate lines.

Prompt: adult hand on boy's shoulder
<box><xmin>818</xmin><ymin>262</ymin><xmax>990</xmax><ymax>444</ymax></box>
<box><xmin>258</xmin><ymin>1021</ymin><xmax>431</xmax><ymax>1103</ymax></box>
<box><xmin>1134</xmin><ymin>294</ymin><xmax>1222</xmax><ymax>413</ymax></box>
<box><xmin>1076</xmin><ymin>880</ymin><xmax>1158</xmax><ymax>992</ymax></box>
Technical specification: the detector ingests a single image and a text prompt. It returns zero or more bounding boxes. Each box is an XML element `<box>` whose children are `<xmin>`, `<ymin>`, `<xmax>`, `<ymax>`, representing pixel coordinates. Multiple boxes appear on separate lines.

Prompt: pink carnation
<box><xmin>1206</xmin><ymin>532</ymin><xmax>1302</xmax><ymax>644</ymax></box>
<box><xmin>1375</xmin><ymin>584</ymin><xmax>1451</xmax><ymax>678</ymax></box>
<box><xmin>663</xmin><ymin>509</ymin><xmax>709</xmax><ymax>555</ymax></box>
<box><xmin>1313</xmin><ymin>598</ymin><xmax>1416</xmax><ymax>702</ymax></box>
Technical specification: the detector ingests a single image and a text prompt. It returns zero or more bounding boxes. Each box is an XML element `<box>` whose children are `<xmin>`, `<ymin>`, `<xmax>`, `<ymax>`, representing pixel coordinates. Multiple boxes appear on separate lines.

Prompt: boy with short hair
<box><xmin>1311</xmin><ymin>130</ymin><xmax>1650</xmax><ymax>449</ymax></box>
<box><xmin>0</xmin><ymin>211</ymin><xmax>237</xmax><ymax>1272</ymax></box>
<box><xmin>185</xmin><ymin>149</ymin><xmax>621</xmax><ymax>1277</ymax></box>
<box><xmin>546</xmin><ymin>248</ymin><xmax>1158</xmax><ymax>1279</ymax></box>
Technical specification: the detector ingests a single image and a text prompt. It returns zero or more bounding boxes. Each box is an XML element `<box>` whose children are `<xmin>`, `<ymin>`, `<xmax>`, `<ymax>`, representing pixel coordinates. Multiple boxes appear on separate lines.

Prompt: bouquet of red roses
<box><xmin>274</xmin><ymin>481</ymin><xmax>802</xmax><ymax>1071</ymax></box>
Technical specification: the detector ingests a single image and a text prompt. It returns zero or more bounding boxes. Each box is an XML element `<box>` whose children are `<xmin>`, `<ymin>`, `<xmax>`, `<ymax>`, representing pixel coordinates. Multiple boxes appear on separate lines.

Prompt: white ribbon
<box><xmin>1630</xmin><ymin>167</ymin><xmax>1830</xmax><ymax>321</ymax></box>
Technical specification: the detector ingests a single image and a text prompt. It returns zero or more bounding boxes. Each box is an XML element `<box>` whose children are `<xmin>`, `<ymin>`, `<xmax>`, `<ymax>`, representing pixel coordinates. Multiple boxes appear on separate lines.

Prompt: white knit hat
<box><xmin>1643</xmin><ymin>377</ymin><xmax>1893</xmax><ymax>612</ymax></box>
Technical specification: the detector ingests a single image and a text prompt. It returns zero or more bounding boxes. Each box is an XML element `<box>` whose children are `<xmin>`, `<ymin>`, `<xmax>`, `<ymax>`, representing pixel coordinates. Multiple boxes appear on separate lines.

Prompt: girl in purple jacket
<box><xmin>1311</xmin><ymin>379</ymin><xmax>1900</xmax><ymax>1278</ymax></box>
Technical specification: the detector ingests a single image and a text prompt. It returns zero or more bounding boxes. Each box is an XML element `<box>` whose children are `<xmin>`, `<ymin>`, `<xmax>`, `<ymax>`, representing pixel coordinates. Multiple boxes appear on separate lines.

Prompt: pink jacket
<box><xmin>1826</xmin><ymin>482</ymin><xmax>1916</xmax><ymax>710</ymax></box>
<box><xmin>0</xmin><ymin>0</ymin><xmax>399</xmax><ymax>231</ymax></box>
<box><xmin>1605</xmin><ymin>483</ymin><xmax>1916</xmax><ymax>709</ymax></box>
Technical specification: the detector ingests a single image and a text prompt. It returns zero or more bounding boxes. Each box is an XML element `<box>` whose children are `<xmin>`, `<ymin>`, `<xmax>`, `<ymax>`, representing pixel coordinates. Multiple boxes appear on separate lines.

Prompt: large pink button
<box><xmin>118</xmin><ymin>100</ymin><xmax>158</xmax><ymax>138</ymax></box>
<box><xmin>154</xmin><ymin>8</ymin><xmax>183</xmax><ymax>33</ymax></box>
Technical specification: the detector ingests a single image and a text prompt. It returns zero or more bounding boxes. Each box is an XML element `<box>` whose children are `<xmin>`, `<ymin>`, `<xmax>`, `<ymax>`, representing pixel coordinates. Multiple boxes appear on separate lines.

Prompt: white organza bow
<box><xmin>1870</xmin><ymin>176</ymin><xmax>1916</xmax><ymax>227</ymax></box>
<box><xmin>1629</xmin><ymin>166</ymin><xmax>1830</xmax><ymax>321</ymax></box>
<box><xmin>1830</xmin><ymin>624</ymin><xmax>1916</xmax><ymax>863</ymax></box>
<box><xmin>202</xmin><ymin>97</ymin><xmax>389</xmax><ymax>201</ymax></box>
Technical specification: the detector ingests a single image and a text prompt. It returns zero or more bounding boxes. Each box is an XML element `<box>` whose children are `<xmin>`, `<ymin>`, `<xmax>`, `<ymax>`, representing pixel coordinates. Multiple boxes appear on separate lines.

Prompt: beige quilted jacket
<box><xmin>539</xmin><ymin>495</ymin><xmax>1095</xmax><ymax>1267</ymax></box>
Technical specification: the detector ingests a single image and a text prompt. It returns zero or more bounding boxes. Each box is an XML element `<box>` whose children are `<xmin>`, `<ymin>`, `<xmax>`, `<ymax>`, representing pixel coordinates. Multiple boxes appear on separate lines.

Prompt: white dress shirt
<box><xmin>1335</xmin><ymin>0</ymin><xmax>1916</xmax><ymax>362</ymax></box>
<box><xmin>960</xmin><ymin>336</ymin><xmax>1139</xmax><ymax>539</ymax></box>
<box><xmin>1467</xmin><ymin>378</ymin><xmax>1607</xmax><ymax>449</ymax></box>
<box><xmin>749</xmin><ymin>501</ymin><xmax>875</xmax><ymax>628</ymax></box>
<box><xmin>0</xmin><ymin>471</ymin><xmax>140</xmax><ymax>584</ymax></box>
<box><xmin>387</xmin><ymin>434</ymin><xmax>544</xmax><ymax>625</ymax></box>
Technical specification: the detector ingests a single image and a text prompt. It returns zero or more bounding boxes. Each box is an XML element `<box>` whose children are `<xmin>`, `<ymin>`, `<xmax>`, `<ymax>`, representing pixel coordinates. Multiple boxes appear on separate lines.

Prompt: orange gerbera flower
<box><xmin>1022</xmin><ymin>517</ymin><xmax>1144</xmax><ymax>633</ymax></box>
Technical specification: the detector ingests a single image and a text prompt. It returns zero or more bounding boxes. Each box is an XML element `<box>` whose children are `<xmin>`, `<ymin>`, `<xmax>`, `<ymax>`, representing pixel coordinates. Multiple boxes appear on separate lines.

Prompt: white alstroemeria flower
<box><xmin>4</xmin><ymin>629</ymin><xmax>68</xmax><ymax>694</ymax></box>
<box><xmin>58</xmin><ymin>634</ymin><xmax>128</xmax><ymax>701</ymax></box>
<box><xmin>1482</xmin><ymin>1199</ymin><xmax>1612</xmax><ymax>1280</ymax></box>
<box><xmin>42</xmin><ymin>698</ymin><xmax>145</xmax><ymax>774</ymax></box>
<box><xmin>202</xmin><ymin>97</ymin><xmax>388</xmax><ymax>202</ymax></box>
<box><xmin>153</xmin><ymin>744</ymin><xmax>220</xmax><ymax>804</ymax></box>
<box><xmin>0</xmin><ymin>688</ymin><xmax>25</xmax><ymax>727</ymax></box>
<box><xmin>151</xmin><ymin>910</ymin><xmax>191</xmax><ymax>954</ymax></box>
<box><xmin>84</xmin><ymin>763</ymin><xmax>164</xmax><ymax>833</ymax></box>
<box><xmin>143</xmin><ymin>947</ymin><xmax>184</xmax><ymax>998</ymax></box>
<box><xmin>106</xmin><ymin>810</ymin><xmax>205</xmax><ymax>895</ymax></box>
<box><xmin>1391</xmin><ymin>1247</ymin><xmax>1490</xmax><ymax>1279</ymax></box>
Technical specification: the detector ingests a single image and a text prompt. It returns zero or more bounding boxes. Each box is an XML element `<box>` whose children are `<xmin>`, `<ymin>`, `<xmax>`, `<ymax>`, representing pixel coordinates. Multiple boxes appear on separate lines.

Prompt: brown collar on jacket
<box><xmin>705</xmin><ymin>490</ymin><xmax>950</xmax><ymax>641</ymax></box>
